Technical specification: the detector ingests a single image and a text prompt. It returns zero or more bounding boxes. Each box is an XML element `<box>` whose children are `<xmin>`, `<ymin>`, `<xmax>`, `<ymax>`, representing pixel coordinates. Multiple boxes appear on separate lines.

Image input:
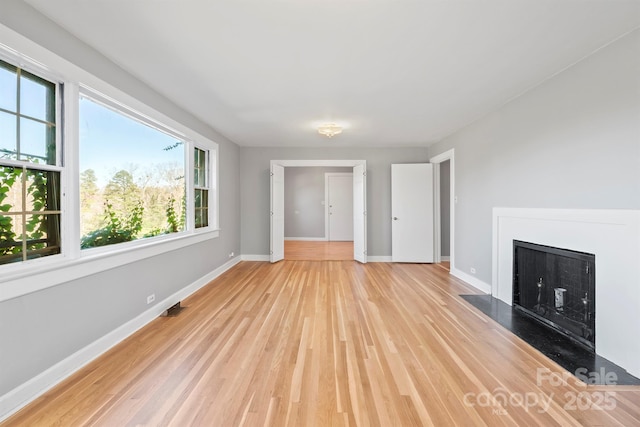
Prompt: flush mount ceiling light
<box><xmin>317</xmin><ymin>123</ymin><xmax>342</xmax><ymax>138</ymax></box>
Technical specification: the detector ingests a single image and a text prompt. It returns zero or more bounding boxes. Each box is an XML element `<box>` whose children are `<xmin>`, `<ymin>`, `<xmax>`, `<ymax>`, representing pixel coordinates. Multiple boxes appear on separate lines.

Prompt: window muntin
<box><xmin>0</xmin><ymin>58</ymin><xmax>62</xmax><ymax>266</ymax></box>
<box><xmin>0</xmin><ymin>60</ymin><xmax>57</xmax><ymax>164</ymax></box>
<box><xmin>79</xmin><ymin>95</ymin><xmax>187</xmax><ymax>249</ymax></box>
<box><xmin>194</xmin><ymin>147</ymin><xmax>209</xmax><ymax>228</ymax></box>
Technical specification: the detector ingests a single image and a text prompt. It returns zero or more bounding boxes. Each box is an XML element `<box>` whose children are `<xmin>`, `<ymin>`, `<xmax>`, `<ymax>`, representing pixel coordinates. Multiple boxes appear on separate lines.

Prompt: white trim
<box><xmin>432</xmin><ymin>162</ymin><xmax>442</xmax><ymax>263</ymax></box>
<box><xmin>284</xmin><ymin>237</ymin><xmax>327</xmax><ymax>241</ymax></box>
<box><xmin>0</xmin><ymin>256</ymin><xmax>241</xmax><ymax>422</ymax></box>
<box><xmin>270</xmin><ymin>160</ymin><xmax>367</xmax><ymax>264</ymax></box>
<box><xmin>272</xmin><ymin>159</ymin><xmax>365</xmax><ymax>167</ymax></box>
<box><xmin>441</xmin><ymin>256</ymin><xmax>450</xmax><ymax>261</ymax></box>
<box><xmin>64</xmin><ymin>82</ymin><xmax>81</xmax><ymax>260</ymax></box>
<box><xmin>367</xmin><ymin>256</ymin><xmax>392</xmax><ymax>262</ymax></box>
<box><xmin>450</xmin><ymin>267</ymin><xmax>491</xmax><ymax>294</ymax></box>
<box><xmin>241</xmin><ymin>254</ymin><xmax>271</xmax><ymax>262</ymax></box>
<box><xmin>0</xmin><ymin>230</ymin><xmax>219</xmax><ymax>302</ymax></box>
<box><xmin>429</xmin><ymin>149</ymin><xmax>455</xmax><ymax>273</ymax></box>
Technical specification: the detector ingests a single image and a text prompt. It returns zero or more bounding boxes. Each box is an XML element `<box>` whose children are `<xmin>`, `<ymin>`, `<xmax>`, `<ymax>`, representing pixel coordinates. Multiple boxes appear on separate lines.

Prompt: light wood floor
<box><xmin>4</xmin><ymin>261</ymin><xmax>639</xmax><ymax>426</ymax></box>
<box><xmin>438</xmin><ymin>261</ymin><xmax>450</xmax><ymax>271</ymax></box>
<box><xmin>285</xmin><ymin>240</ymin><xmax>354</xmax><ymax>261</ymax></box>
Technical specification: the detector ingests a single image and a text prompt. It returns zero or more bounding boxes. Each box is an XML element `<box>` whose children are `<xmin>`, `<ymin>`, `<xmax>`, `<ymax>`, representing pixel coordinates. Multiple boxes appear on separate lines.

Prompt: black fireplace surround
<box><xmin>513</xmin><ymin>240</ymin><xmax>596</xmax><ymax>351</ymax></box>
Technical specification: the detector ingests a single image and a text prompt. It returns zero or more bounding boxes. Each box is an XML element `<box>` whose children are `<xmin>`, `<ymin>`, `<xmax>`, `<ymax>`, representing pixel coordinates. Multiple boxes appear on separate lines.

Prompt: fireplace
<box><xmin>512</xmin><ymin>240</ymin><xmax>595</xmax><ymax>351</ymax></box>
<box><xmin>493</xmin><ymin>208</ymin><xmax>640</xmax><ymax>378</ymax></box>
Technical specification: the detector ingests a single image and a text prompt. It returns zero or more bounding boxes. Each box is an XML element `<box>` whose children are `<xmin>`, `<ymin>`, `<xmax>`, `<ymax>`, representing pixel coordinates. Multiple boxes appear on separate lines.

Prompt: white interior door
<box><xmin>391</xmin><ymin>163</ymin><xmax>434</xmax><ymax>263</ymax></box>
<box><xmin>327</xmin><ymin>174</ymin><xmax>353</xmax><ymax>241</ymax></box>
<box><xmin>353</xmin><ymin>164</ymin><xmax>367</xmax><ymax>263</ymax></box>
<box><xmin>270</xmin><ymin>164</ymin><xmax>284</xmax><ymax>263</ymax></box>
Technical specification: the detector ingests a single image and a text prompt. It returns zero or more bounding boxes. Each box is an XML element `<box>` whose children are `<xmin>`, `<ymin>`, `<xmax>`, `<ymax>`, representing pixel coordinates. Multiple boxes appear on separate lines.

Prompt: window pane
<box><xmin>20</xmin><ymin>71</ymin><xmax>55</xmax><ymax>122</ymax></box>
<box><xmin>20</xmin><ymin>118</ymin><xmax>56</xmax><ymax>164</ymax></box>
<box><xmin>26</xmin><ymin>169</ymin><xmax>60</xmax><ymax>212</ymax></box>
<box><xmin>0</xmin><ymin>111</ymin><xmax>17</xmax><ymax>160</ymax></box>
<box><xmin>195</xmin><ymin>188</ymin><xmax>202</xmax><ymax>208</ymax></box>
<box><xmin>25</xmin><ymin>214</ymin><xmax>61</xmax><ymax>260</ymax></box>
<box><xmin>0</xmin><ymin>61</ymin><xmax>17</xmax><ymax>112</ymax></box>
<box><xmin>0</xmin><ymin>166</ymin><xmax>23</xmax><ymax>212</ymax></box>
<box><xmin>195</xmin><ymin>209</ymin><xmax>206</xmax><ymax>228</ymax></box>
<box><xmin>195</xmin><ymin>189</ymin><xmax>208</xmax><ymax>228</ymax></box>
<box><xmin>79</xmin><ymin>96</ymin><xmax>186</xmax><ymax>249</ymax></box>
<box><xmin>194</xmin><ymin>148</ymin><xmax>207</xmax><ymax>187</ymax></box>
<box><xmin>0</xmin><ymin>213</ymin><xmax>22</xmax><ymax>265</ymax></box>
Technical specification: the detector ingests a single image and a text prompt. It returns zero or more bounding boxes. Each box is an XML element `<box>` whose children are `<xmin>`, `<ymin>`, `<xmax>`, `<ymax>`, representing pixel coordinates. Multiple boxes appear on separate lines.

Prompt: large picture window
<box><xmin>79</xmin><ymin>95</ymin><xmax>186</xmax><ymax>249</ymax></box>
<box><xmin>0</xmin><ymin>59</ymin><xmax>62</xmax><ymax>265</ymax></box>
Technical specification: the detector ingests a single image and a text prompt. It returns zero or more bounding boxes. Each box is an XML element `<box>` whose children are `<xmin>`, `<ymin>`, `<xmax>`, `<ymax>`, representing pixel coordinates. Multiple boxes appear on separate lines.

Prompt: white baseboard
<box><xmin>450</xmin><ymin>268</ymin><xmax>491</xmax><ymax>294</ymax></box>
<box><xmin>284</xmin><ymin>237</ymin><xmax>327</xmax><ymax>241</ymax></box>
<box><xmin>441</xmin><ymin>256</ymin><xmax>450</xmax><ymax>261</ymax></box>
<box><xmin>241</xmin><ymin>254</ymin><xmax>270</xmax><ymax>261</ymax></box>
<box><xmin>367</xmin><ymin>256</ymin><xmax>392</xmax><ymax>262</ymax></box>
<box><xmin>0</xmin><ymin>256</ymin><xmax>242</xmax><ymax>423</ymax></box>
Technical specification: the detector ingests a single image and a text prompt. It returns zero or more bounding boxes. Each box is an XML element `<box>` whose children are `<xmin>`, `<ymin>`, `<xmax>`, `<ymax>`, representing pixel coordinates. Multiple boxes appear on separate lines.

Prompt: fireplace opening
<box><xmin>513</xmin><ymin>240</ymin><xmax>595</xmax><ymax>351</ymax></box>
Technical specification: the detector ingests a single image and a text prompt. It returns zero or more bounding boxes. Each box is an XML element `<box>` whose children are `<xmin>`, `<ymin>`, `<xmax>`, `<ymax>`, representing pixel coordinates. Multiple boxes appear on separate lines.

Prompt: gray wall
<box><xmin>0</xmin><ymin>2</ymin><xmax>241</xmax><ymax>397</ymax></box>
<box><xmin>284</xmin><ymin>167</ymin><xmax>351</xmax><ymax>239</ymax></box>
<box><xmin>241</xmin><ymin>147</ymin><xmax>429</xmax><ymax>256</ymax></box>
<box><xmin>428</xmin><ymin>29</ymin><xmax>640</xmax><ymax>285</ymax></box>
<box><xmin>439</xmin><ymin>160</ymin><xmax>450</xmax><ymax>257</ymax></box>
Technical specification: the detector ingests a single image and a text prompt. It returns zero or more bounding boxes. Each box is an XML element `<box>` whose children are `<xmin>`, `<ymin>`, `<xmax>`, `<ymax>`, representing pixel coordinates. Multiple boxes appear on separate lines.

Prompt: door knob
<box><xmin>393</xmin><ymin>217</ymin><xmax>398</xmax><ymax>220</ymax></box>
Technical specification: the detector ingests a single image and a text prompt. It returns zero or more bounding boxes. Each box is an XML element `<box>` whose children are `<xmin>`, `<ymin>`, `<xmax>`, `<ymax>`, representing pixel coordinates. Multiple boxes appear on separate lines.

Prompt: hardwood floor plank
<box><xmin>285</xmin><ymin>241</ymin><xmax>354</xmax><ymax>261</ymax></box>
<box><xmin>3</xmin><ymin>261</ymin><xmax>639</xmax><ymax>426</ymax></box>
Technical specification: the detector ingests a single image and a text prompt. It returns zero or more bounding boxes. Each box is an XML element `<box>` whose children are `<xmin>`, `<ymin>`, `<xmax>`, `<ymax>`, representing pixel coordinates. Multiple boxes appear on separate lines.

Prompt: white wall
<box><xmin>428</xmin><ymin>29</ymin><xmax>640</xmax><ymax>288</ymax></box>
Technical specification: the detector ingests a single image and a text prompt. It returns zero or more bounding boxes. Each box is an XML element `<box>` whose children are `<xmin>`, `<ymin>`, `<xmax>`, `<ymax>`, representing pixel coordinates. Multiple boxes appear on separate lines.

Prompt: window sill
<box><xmin>0</xmin><ymin>229</ymin><xmax>219</xmax><ymax>303</ymax></box>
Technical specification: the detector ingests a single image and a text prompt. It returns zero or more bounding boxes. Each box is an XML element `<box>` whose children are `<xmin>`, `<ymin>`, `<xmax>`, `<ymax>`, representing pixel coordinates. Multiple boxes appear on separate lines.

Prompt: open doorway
<box><xmin>282</xmin><ymin>167</ymin><xmax>353</xmax><ymax>260</ymax></box>
<box><xmin>430</xmin><ymin>149</ymin><xmax>455</xmax><ymax>272</ymax></box>
<box><xmin>270</xmin><ymin>160</ymin><xmax>367</xmax><ymax>263</ymax></box>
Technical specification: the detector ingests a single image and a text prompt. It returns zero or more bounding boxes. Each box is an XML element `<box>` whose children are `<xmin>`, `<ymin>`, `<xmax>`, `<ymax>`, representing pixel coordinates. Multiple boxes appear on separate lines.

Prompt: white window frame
<box><xmin>0</xmin><ymin>48</ymin><xmax>66</xmax><ymax>266</ymax></box>
<box><xmin>193</xmin><ymin>145</ymin><xmax>212</xmax><ymax>230</ymax></box>
<box><xmin>0</xmin><ymin>27</ymin><xmax>219</xmax><ymax>303</ymax></box>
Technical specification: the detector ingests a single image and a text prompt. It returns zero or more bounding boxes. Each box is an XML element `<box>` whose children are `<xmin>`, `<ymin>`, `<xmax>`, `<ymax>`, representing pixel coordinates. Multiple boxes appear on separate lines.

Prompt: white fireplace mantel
<box><xmin>492</xmin><ymin>208</ymin><xmax>640</xmax><ymax>378</ymax></box>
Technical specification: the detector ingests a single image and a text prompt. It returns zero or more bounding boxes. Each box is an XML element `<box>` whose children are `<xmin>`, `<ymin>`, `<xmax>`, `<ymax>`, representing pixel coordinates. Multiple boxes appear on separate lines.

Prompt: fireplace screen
<box><xmin>513</xmin><ymin>240</ymin><xmax>595</xmax><ymax>351</ymax></box>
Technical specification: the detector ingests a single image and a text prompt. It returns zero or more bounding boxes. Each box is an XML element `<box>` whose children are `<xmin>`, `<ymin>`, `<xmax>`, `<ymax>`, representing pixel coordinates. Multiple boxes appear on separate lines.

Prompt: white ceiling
<box><xmin>24</xmin><ymin>0</ymin><xmax>640</xmax><ymax>147</ymax></box>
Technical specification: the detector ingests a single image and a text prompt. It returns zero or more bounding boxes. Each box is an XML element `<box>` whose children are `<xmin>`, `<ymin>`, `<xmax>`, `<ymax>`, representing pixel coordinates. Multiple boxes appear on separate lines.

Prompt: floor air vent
<box><xmin>162</xmin><ymin>301</ymin><xmax>184</xmax><ymax>317</ymax></box>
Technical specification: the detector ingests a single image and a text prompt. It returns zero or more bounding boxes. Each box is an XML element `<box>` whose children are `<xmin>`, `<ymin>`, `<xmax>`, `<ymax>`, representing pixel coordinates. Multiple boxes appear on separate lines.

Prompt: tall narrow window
<box><xmin>0</xmin><ymin>59</ymin><xmax>62</xmax><ymax>265</ymax></box>
<box><xmin>79</xmin><ymin>95</ymin><xmax>186</xmax><ymax>249</ymax></box>
<box><xmin>194</xmin><ymin>147</ymin><xmax>209</xmax><ymax>228</ymax></box>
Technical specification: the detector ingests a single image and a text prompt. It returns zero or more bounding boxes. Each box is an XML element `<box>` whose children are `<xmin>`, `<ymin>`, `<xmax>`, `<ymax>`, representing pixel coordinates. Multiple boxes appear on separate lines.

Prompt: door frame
<box><xmin>325</xmin><ymin>172</ymin><xmax>354</xmax><ymax>241</ymax></box>
<box><xmin>270</xmin><ymin>160</ymin><xmax>367</xmax><ymax>262</ymax></box>
<box><xmin>429</xmin><ymin>149</ymin><xmax>455</xmax><ymax>271</ymax></box>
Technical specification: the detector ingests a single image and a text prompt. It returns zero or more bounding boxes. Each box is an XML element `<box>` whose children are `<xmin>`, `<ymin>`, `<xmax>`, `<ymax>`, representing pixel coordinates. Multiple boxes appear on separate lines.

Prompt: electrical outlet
<box><xmin>146</xmin><ymin>294</ymin><xmax>155</xmax><ymax>304</ymax></box>
<box><xmin>229</xmin><ymin>251</ymin><xmax>235</xmax><ymax>258</ymax></box>
<box><xmin>470</xmin><ymin>267</ymin><xmax>476</xmax><ymax>274</ymax></box>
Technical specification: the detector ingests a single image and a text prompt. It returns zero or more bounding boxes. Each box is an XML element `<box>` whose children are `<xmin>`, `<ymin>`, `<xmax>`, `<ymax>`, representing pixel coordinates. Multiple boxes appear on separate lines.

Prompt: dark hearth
<box><xmin>513</xmin><ymin>240</ymin><xmax>595</xmax><ymax>351</ymax></box>
<box><xmin>459</xmin><ymin>294</ymin><xmax>640</xmax><ymax>385</ymax></box>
